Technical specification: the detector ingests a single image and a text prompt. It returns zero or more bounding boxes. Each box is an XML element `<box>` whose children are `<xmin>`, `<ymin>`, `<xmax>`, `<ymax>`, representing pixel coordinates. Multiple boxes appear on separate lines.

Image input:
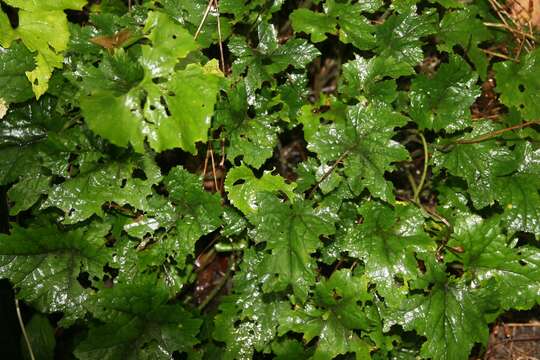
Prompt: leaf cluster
<box><xmin>0</xmin><ymin>0</ymin><xmax>539</xmax><ymax>359</ymax></box>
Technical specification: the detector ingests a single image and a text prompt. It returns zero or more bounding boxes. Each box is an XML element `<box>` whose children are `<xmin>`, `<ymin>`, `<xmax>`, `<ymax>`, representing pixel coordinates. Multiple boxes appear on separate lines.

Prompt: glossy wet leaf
<box><xmin>123</xmin><ymin>166</ymin><xmax>222</xmax><ymax>267</ymax></box>
<box><xmin>340</xmin><ymin>55</ymin><xmax>413</xmax><ymax>102</ymax></box>
<box><xmin>224</xmin><ymin>164</ymin><xmax>297</xmax><ymax>215</ymax></box>
<box><xmin>309</xmin><ymin>102</ymin><xmax>409</xmax><ymax>202</ymax></box>
<box><xmin>2</xmin><ymin>0</ymin><xmax>86</xmax><ymax>98</ymax></box>
<box><xmin>214</xmin><ymin>249</ymin><xmax>288</xmax><ymax>360</ymax></box>
<box><xmin>249</xmin><ymin>195</ymin><xmax>335</xmax><ymax>301</ymax></box>
<box><xmin>437</xmin><ymin>7</ymin><xmax>492</xmax><ymax>77</ymax></box>
<box><xmin>75</xmin><ymin>278</ymin><xmax>201</xmax><ymax>360</ymax></box>
<box><xmin>291</xmin><ymin>1</ymin><xmax>378</xmax><ymax>49</ymax></box>
<box><xmin>447</xmin><ymin>215</ymin><xmax>540</xmax><ymax>309</ymax></box>
<box><xmin>229</xmin><ymin>22</ymin><xmax>319</xmax><ymax>101</ymax></box>
<box><xmin>387</xmin><ymin>281</ymin><xmax>490</xmax><ymax>360</ymax></box>
<box><xmin>329</xmin><ymin>202</ymin><xmax>434</xmax><ymax>298</ymax></box>
<box><xmin>410</xmin><ymin>55</ymin><xmax>480</xmax><ymax>132</ymax></box>
<box><xmin>42</xmin><ymin>156</ymin><xmax>161</xmax><ymax>224</ymax></box>
<box><xmin>0</xmin><ymin>42</ymin><xmax>35</xmax><ymax>103</ymax></box>
<box><xmin>494</xmin><ymin>48</ymin><xmax>540</xmax><ymax>119</ymax></box>
<box><xmin>278</xmin><ymin>270</ymin><xmax>372</xmax><ymax>359</ymax></box>
<box><xmin>434</xmin><ymin>125</ymin><xmax>540</xmax><ymax>234</ymax></box>
<box><xmin>374</xmin><ymin>6</ymin><xmax>438</xmax><ymax>70</ymax></box>
<box><xmin>216</xmin><ymin>82</ymin><xmax>280</xmax><ymax>168</ymax></box>
<box><xmin>0</xmin><ymin>223</ymin><xmax>111</xmax><ymax>325</ymax></box>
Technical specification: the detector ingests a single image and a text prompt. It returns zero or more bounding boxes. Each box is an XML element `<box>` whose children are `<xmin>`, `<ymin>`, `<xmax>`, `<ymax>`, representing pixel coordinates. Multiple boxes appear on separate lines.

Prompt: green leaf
<box><xmin>157</xmin><ymin>0</ymin><xmax>233</xmax><ymax>48</ymax></box>
<box><xmin>2</xmin><ymin>0</ymin><xmax>87</xmax><ymax>98</ymax></box>
<box><xmin>214</xmin><ymin>249</ymin><xmax>288</xmax><ymax>360</ymax></box>
<box><xmin>447</xmin><ymin>215</ymin><xmax>540</xmax><ymax>309</ymax></box>
<box><xmin>123</xmin><ymin>166</ymin><xmax>222</xmax><ymax>270</ymax></box>
<box><xmin>329</xmin><ymin>202</ymin><xmax>434</xmax><ymax>298</ymax></box>
<box><xmin>0</xmin><ymin>42</ymin><xmax>35</xmax><ymax>103</ymax></box>
<box><xmin>290</xmin><ymin>8</ymin><xmax>336</xmax><ymax>43</ymax></box>
<box><xmin>0</xmin><ymin>222</ymin><xmax>111</xmax><ymax>325</ymax></box>
<box><xmin>250</xmin><ymin>195</ymin><xmax>335</xmax><ymax>301</ymax></box>
<box><xmin>0</xmin><ymin>11</ymin><xmax>16</xmax><ymax>47</ymax></box>
<box><xmin>22</xmin><ymin>314</ymin><xmax>56</xmax><ymax>360</ymax></box>
<box><xmin>278</xmin><ymin>270</ymin><xmax>372</xmax><ymax>359</ymax></box>
<box><xmin>75</xmin><ymin>278</ymin><xmax>201</xmax><ymax>360</ymax></box>
<box><xmin>224</xmin><ymin>164</ymin><xmax>296</xmax><ymax>215</ymax></box>
<box><xmin>309</xmin><ymin>102</ymin><xmax>409</xmax><ymax>202</ymax></box>
<box><xmin>375</xmin><ymin>7</ymin><xmax>438</xmax><ymax>71</ymax></box>
<box><xmin>291</xmin><ymin>1</ymin><xmax>380</xmax><ymax>48</ymax></box>
<box><xmin>216</xmin><ymin>82</ymin><xmax>280</xmax><ymax>168</ymax></box>
<box><xmin>387</xmin><ymin>281</ymin><xmax>489</xmax><ymax>360</ymax></box>
<box><xmin>437</xmin><ymin>7</ymin><xmax>492</xmax><ymax>77</ymax></box>
<box><xmin>409</xmin><ymin>55</ymin><xmax>480</xmax><ymax>132</ymax></box>
<box><xmin>140</xmin><ymin>11</ymin><xmax>198</xmax><ymax>78</ymax></box>
<box><xmin>494</xmin><ymin>48</ymin><xmax>540</xmax><ymax>119</ymax></box>
<box><xmin>434</xmin><ymin>125</ymin><xmax>540</xmax><ymax>234</ymax></box>
<box><xmin>340</xmin><ymin>55</ymin><xmax>413</xmax><ymax>102</ymax></box>
<box><xmin>80</xmin><ymin>50</ymin><xmax>221</xmax><ymax>153</ymax></box>
<box><xmin>42</xmin><ymin>156</ymin><xmax>161</xmax><ymax>224</ymax></box>
<box><xmin>229</xmin><ymin>22</ymin><xmax>319</xmax><ymax>101</ymax></box>
<box><xmin>7</xmin><ymin>174</ymin><xmax>50</xmax><ymax>215</ymax></box>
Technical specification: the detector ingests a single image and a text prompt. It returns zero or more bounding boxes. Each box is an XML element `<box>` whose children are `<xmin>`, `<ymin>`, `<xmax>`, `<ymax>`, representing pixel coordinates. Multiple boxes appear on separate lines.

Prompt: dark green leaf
<box><xmin>409</xmin><ymin>55</ymin><xmax>480</xmax><ymax>132</ymax></box>
<box><xmin>0</xmin><ymin>223</ymin><xmax>111</xmax><ymax>325</ymax></box>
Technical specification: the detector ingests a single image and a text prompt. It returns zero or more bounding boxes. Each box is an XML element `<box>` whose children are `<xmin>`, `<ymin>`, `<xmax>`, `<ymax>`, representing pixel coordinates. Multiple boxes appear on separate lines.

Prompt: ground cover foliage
<box><xmin>0</xmin><ymin>0</ymin><xmax>539</xmax><ymax>359</ymax></box>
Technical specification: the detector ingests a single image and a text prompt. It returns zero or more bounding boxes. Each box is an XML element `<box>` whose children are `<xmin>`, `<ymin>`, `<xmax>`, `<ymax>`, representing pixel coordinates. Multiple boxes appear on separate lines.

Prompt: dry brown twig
<box><xmin>486</xmin><ymin>0</ymin><xmax>538</xmax><ymax>60</ymax></box>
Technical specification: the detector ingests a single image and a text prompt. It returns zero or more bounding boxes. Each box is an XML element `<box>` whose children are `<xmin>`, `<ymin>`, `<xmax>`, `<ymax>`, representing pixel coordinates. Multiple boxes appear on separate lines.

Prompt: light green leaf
<box><xmin>0</xmin><ymin>223</ymin><xmax>111</xmax><ymax>325</ymax></box>
<box><xmin>80</xmin><ymin>48</ymin><xmax>220</xmax><ymax>153</ymax></box>
<box><xmin>290</xmin><ymin>8</ymin><xmax>336</xmax><ymax>43</ymax></box>
<box><xmin>2</xmin><ymin>0</ymin><xmax>86</xmax><ymax>98</ymax></box>
<box><xmin>140</xmin><ymin>11</ymin><xmax>198</xmax><ymax>78</ymax></box>
<box><xmin>224</xmin><ymin>164</ymin><xmax>296</xmax><ymax>215</ymax></box>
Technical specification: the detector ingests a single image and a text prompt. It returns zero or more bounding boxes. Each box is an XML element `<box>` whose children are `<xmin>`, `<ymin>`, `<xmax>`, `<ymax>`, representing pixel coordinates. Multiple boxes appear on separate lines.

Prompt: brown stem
<box><xmin>456</xmin><ymin>120</ymin><xmax>539</xmax><ymax>145</ymax></box>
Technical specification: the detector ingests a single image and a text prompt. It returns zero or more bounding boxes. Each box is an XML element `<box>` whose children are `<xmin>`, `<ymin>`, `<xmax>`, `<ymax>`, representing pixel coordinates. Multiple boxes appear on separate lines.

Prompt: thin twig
<box><xmin>480</xmin><ymin>48</ymin><xmax>517</xmax><ymax>61</ymax></box>
<box><xmin>209</xmin><ymin>146</ymin><xmax>220</xmax><ymax>191</ymax></box>
<box><xmin>483</xmin><ymin>22</ymin><xmax>538</xmax><ymax>41</ymax></box>
<box><xmin>456</xmin><ymin>120</ymin><xmax>540</xmax><ymax>144</ymax></box>
<box><xmin>307</xmin><ymin>149</ymin><xmax>351</xmax><ymax>199</ymax></box>
<box><xmin>15</xmin><ymin>298</ymin><xmax>35</xmax><ymax>360</ymax></box>
<box><xmin>213</xmin><ymin>0</ymin><xmax>226</xmax><ymax>73</ymax></box>
<box><xmin>413</xmin><ymin>132</ymin><xmax>429</xmax><ymax>203</ymax></box>
<box><xmin>195</xmin><ymin>0</ymin><xmax>214</xmax><ymax>40</ymax></box>
<box><xmin>202</xmin><ymin>147</ymin><xmax>210</xmax><ymax>178</ymax></box>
